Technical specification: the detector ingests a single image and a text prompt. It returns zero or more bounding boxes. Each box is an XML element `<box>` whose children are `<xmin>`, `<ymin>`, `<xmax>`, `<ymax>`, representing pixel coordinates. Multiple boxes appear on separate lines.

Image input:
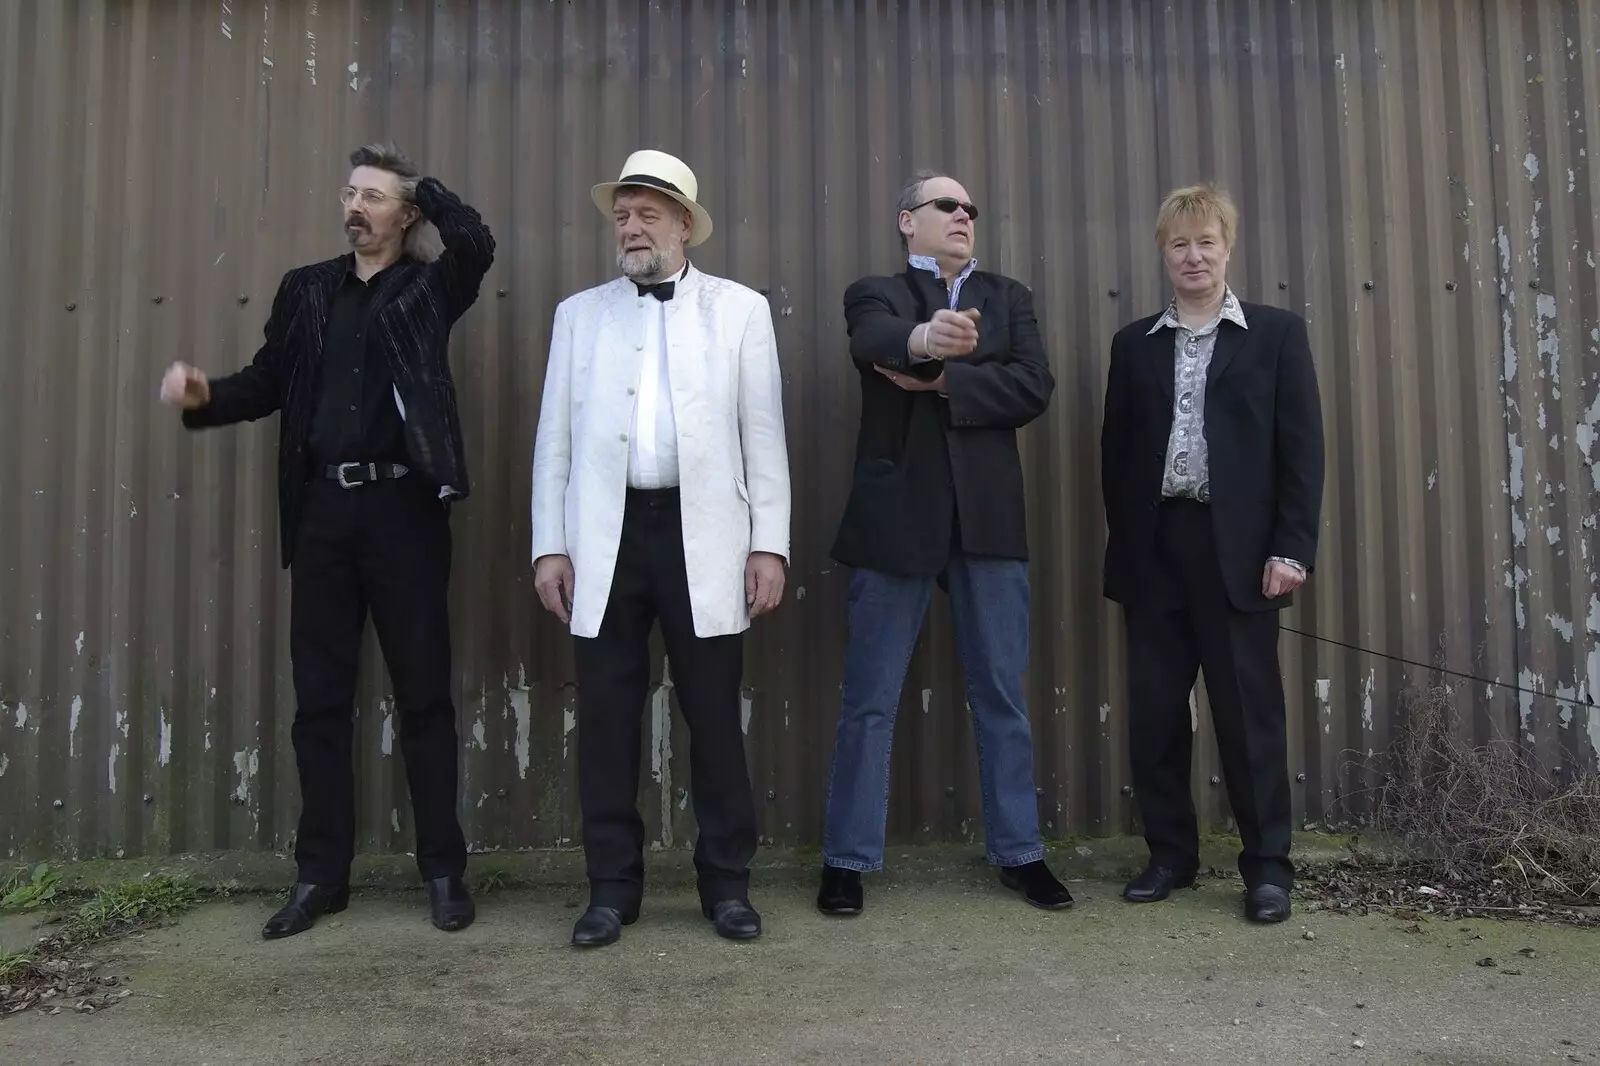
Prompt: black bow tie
<box><xmin>635</xmin><ymin>280</ymin><xmax>675</xmax><ymax>302</ymax></box>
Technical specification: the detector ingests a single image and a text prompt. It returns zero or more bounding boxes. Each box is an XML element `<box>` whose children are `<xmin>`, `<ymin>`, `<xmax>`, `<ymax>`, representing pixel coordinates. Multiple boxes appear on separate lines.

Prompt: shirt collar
<box><xmin>908</xmin><ymin>254</ymin><xmax>978</xmax><ymax>284</ymax></box>
<box><xmin>343</xmin><ymin>252</ymin><xmax>411</xmax><ymax>282</ymax></box>
<box><xmin>1147</xmin><ymin>286</ymin><xmax>1248</xmax><ymax>335</ymax></box>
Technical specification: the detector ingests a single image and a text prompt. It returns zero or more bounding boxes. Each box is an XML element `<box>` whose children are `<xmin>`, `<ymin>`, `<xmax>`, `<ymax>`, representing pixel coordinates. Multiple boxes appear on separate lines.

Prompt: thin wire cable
<box><xmin>1281</xmin><ymin>626</ymin><xmax>1594</xmax><ymax>709</ymax></box>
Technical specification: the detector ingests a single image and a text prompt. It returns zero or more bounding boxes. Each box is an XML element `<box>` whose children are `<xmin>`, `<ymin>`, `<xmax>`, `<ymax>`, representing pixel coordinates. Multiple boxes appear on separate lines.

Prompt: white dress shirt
<box><xmin>626</xmin><ymin>262</ymin><xmax>689</xmax><ymax>489</ymax></box>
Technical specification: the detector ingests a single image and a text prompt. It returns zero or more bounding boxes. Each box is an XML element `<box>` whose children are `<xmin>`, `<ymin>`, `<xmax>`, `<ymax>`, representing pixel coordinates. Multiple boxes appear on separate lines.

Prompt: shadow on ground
<box><xmin>3</xmin><ymin>846</ymin><xmax>1599</xmax><ymax>1065</ymax></box>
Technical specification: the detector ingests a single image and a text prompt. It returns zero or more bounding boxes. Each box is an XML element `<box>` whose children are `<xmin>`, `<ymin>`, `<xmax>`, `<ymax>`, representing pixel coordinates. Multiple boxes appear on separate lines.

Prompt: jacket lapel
<box><xmin>1143</xmin><ymin>327</ymin><xmax>1177</xmax><ymax>407</ymax></box>
<box><xmin>304</xmin><ymin>261</ymin><xmax>345</xmax><ymax>355</ymax></box>
<box><xmin>1204</xmin><ymin>321</ymin><xmax>1248</xmax><ymax>393</ymax></box>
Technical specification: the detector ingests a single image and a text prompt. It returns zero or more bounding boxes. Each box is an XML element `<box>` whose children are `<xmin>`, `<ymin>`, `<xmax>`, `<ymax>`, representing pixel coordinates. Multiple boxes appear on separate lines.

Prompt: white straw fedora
<box><xmin>591</xmin><ymin>149</ymin><xmax>714</xmax><ymax>247</ymax></box>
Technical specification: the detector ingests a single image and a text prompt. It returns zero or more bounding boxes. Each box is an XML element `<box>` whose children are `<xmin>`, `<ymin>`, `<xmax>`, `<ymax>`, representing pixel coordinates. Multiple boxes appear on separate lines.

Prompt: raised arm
<box><xmin>413</xmin><ymin>176</ymin><xmax>496</xmax><ymax>324</ymax></box>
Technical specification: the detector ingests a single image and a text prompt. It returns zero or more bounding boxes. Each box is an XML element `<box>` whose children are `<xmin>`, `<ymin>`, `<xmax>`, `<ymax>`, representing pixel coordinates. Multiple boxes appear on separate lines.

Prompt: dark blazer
<box><xmin>183</xmin><ymin>177</ymin><xmax>495</xmax><ymax>567</ymax></box>
<box><xmin>1100</xmin><ymin>300</ymin><xmax>1324</xmax><ymax>612</ymax></box>
<box><xmin>830</xmin><ymin>267</ymin><xmax>1055</xmax><ymax>576</ymax></box>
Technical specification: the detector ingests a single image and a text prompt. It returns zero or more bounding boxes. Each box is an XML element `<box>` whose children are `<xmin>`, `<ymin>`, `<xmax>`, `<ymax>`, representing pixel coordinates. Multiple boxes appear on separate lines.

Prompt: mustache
<box><xmin>344</xmin><ymin>215</ymin><xmax>371</xmax><ymax>231</ymax></box>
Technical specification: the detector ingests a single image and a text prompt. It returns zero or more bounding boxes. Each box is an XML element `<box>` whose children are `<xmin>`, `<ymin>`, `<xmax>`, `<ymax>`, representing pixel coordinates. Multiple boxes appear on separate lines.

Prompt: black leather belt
<box><xmin>322</xmin><ymin>461</ymin><xmax>409</xmax><ymax>488</ymax></box>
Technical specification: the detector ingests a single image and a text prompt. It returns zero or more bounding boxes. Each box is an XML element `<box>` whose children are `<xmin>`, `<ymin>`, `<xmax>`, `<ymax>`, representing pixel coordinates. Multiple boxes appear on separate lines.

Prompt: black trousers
<box><xmin>1124</xmin><ymin>498</ymin><xmax>1294</xmax><ymax>889</ymax></box>
<box><xmin>288</xmin><ymin>475</ymin><xmax>467</xmax><ymax>885</ymax></box>
<box><xmin>573</xmin><ymin>487</ymin><xmax>756</xmax><ymax>912</ymax></box>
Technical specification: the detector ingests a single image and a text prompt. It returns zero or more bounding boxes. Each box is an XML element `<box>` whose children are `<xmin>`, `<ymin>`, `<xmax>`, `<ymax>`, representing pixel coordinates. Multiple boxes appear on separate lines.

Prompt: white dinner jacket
<box><xmin>530</xmin><ymin>264</ymin><xmax>791</xmax><ymax>639</ymax></box>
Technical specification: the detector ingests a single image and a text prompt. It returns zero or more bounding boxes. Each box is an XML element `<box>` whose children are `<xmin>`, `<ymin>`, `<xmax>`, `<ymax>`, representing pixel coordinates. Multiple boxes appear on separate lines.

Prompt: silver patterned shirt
<box><xmin>1148</xmin><ymin>288</ymin><xmax>1307</xmax><ymax>576</ymax></box>
<box><xmin>1150</xmin><ymin>287</ymin><xmax>1247</xmax><ymax>502</ymax></box>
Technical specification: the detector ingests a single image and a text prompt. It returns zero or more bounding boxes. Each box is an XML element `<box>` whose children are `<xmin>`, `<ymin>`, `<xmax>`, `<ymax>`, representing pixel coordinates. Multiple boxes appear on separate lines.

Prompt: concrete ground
<box><xmin>3</xmin><ymin>844</ymin><xmax>1598</xmax><ymax>1065</ymax></box>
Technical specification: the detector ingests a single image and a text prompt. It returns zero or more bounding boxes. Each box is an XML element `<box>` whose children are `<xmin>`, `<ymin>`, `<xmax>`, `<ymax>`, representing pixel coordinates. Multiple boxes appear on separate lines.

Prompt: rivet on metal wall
<box><xmin>766</xmin><ymin>790</ymin><xmax>777</xmax><ymax>801</ymax></box>
<box><xmin>1035</xmin><ymin>787</ymin><xmax>1044</xmax><ymax>796</ymax></box>
<box><xmin>497</xmin><ymin>289</ymin><xmax>507</xmax><ymax>298</ymax></box>
<box><xmin>143</xmin><ymin>793</ymin><xmax>153</xmax><ymax>805</ymax></box>
<box><xmin>944</xmin><ymin>785</ymin><xmax>956</xmax><ymax>797</ymax></box>
<box><xmin>1529</xmin><ymin>279</ymin><xmax>1540</xmax><ymax>290</ymax></box>
<box><xmin>65</xmin><ymin>303</ymin><xmax>76</xmax><ymax>312</ymax></box>
<box><xmin>53</xmin><ymin>799</ymin><xmax>64</xmax><ymax>810</ymax></box>
<box><xmin>1296</xmin><ymin>773</ymin><xmax>1307</xmax><ymax>782</ymax></box>
<box><xmin>152</xmin><ymin>295</ymin><xmax>164</xmax><ymax>304</ymax></box>
<box><xmin>238</xmin><ymin>295</ymin><xmax>250</xmax><ymax>305</ymax></box>
<box><xmin>1108</xmin><ymin>289</ymin><xmax>1120</xmax><ymax>298</ymax></box>
<box><xmin>1278</xmin><ymin>281</ymin><xmax>1288</xmax><ymax>290</ymax></box>
<box><xmin>496</xmin><ymin>788</ymin><xmax>508</xmax><ymax>799</ymax></box>
<box><xmin>1209</xmin><ymin>776</ymin><xmax>1220</xmax><ymax>786</ymax></box>
<box><xmin>1445</xmin><ymin>281</ymin><xmax>1457</xmax><ymax>292</ymax></box>
<box><xmin>1121</xmin><ymin>785</ymin><xmax>1134</xmax><ymax>797</ymax></box>
<box><xmin>1363</xmin><ymin>281</ymin><xmax>1374</xmax><ymax>291</ymax></box>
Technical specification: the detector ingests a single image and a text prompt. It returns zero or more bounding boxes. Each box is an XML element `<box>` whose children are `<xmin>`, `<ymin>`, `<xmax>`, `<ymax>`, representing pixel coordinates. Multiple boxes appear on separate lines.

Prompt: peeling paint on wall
<box><xmin>380</xmin><ymin>701</ymin><xmax>395</xmax><ymax>756</ymax></box>
<box><xmin>511</xmin><ymin>682</ymin><xmax>533</xmax><ymax>776</ymax></box>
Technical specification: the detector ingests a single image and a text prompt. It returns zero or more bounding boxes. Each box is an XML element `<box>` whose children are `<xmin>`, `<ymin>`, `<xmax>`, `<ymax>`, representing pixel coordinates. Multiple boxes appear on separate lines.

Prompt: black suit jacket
<box><xmin>1100</xmin><ymin>301</ymin><xmax>1324</xmax><ymax>612</ymax></box>
<box><xmin>183</xmin><ymin>177</ymin><xmax>495</xmax><ymax>567</ymax></box>
<box><xmin>830</xmin><ymin>267</ymin><xmax>1055</xmax><ymax>576</ymax></box>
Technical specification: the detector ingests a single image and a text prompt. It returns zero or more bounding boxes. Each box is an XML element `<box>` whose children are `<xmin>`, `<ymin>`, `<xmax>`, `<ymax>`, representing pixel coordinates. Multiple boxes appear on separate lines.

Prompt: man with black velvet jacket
<box><xmin>159</xmin><ymin>143</ymin><xmax>495</xmax><ymax>940</ymax></box>
<box><xmin>816</xmin><ymin>170</ymin><xmax>1072</xmax><ymax>917</ymax></box>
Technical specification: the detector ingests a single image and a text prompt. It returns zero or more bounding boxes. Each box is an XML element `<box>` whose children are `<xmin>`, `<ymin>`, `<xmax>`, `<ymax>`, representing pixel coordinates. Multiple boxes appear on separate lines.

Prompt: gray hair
<box><xmin>349</xmin><ymin>142</ymin><xmax>442</xmax><ymax>263</ymax></box>
<box><xmin>895</xmin><ymin>168</ymin><xmax>946</xmax><ymax>252</ymax></box>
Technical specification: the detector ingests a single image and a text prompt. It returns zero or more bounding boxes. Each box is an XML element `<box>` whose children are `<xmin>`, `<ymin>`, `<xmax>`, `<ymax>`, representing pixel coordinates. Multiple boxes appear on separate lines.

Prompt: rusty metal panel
<box><xmin>0</xmin><ymin>0</ymin><xmax>1595</xmax><ymax>863</ymax></box>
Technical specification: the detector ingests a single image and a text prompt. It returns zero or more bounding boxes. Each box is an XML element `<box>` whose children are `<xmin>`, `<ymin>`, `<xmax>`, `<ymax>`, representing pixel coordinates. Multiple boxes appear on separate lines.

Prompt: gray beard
<box><xmin>617</xmin><ymin>248</ymin><xmax>669</xmax><ymax>281</ymax></box>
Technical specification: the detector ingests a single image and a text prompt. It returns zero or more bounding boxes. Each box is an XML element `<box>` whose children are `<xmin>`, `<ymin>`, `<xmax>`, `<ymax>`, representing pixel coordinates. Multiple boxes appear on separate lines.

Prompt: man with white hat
<box><xmin>531</xmin><ymin>150</ymin><xmax>791</xmax><ymax>947</ymax></box>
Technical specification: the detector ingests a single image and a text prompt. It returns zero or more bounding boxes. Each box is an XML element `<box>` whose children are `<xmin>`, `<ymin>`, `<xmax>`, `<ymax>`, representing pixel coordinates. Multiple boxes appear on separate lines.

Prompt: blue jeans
<box><xmin>822</xmin><ymin>553</ymin><xmax>1045</xmax><ymax>870</ymax></box>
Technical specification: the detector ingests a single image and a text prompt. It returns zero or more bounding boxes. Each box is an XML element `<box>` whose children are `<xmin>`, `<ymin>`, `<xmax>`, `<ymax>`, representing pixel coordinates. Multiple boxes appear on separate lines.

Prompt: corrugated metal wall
<box><xmin>1</xmin><ymin>0</ymin><xmax>1596</xmax><ymax>862</ymax></box>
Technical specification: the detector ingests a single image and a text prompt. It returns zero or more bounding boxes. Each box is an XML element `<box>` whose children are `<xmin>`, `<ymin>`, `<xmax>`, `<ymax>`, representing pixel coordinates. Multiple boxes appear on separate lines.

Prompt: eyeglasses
<box><xmin>339</xmin><ymin>186</ymin><xmax>398</xmax><ymax>207</ymax></box>
<box><xmin>910</xmin><ymin>196</ymin><xmax>979</xmax><ymax>220</ymax></box>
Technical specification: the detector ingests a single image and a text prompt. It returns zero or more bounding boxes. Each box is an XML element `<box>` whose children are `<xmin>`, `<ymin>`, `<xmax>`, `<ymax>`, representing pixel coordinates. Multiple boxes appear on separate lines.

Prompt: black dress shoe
<box><xmin>262</xmin><ymin>882</ymin><xmax>349</xmax><ymax>940</ymax></box>
<box><xmin>1122</xmin><ymin>864</ymin><xmax>1197</xmax><ymax>903</ymax></box>
<box><xmin>571</xmin><ymin>905</ymin><xmax>636</xmax><ymax>948</ymax></box>
<box><xmin>1245</xmin><ymin>884</ymin><xmax>1292</xmax><ymax>923</ymax></box>
<box><xmin>998</xmin><ymin>860</ymin><xmax>1074</xmax><ymax>910</ymax></box>
<box><xmin>817</xmin><ymin>867</ymin><xmax>864</xmax><ymax>916</ymax></box>
<box><xmin>702</xmin><ymin>899</ymin><xmax>762</xmax><ymax>940</ymax></box>
<box><xmin>426</xmin><ymin>876</ymin><xmax>475</xmax><ymax>932</ymax></box>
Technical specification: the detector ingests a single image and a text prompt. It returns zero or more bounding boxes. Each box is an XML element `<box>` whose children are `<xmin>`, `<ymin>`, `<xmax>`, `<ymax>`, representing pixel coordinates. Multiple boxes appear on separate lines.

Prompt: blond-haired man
<box><xmin>1100</xmin><ymin>184</ymin><xmax>1324</xmax><ymax>923</ymax></box>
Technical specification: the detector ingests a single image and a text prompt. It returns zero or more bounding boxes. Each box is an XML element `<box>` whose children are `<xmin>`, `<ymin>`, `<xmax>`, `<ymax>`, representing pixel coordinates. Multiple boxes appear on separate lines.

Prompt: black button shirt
<box><xmin>308</xmin><ymin>261</ymin><xmax>408</xmax><ymax>466</ymax></box>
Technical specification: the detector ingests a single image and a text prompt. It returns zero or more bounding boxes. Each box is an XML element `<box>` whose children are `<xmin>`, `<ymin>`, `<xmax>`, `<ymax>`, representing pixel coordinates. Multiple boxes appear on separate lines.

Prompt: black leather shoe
<box><xmin>817</xmin><ymin>867</ymin><xmax>864</xmax><ymax>916</ymax></box>
<box><xmin>702</xmin><ymin>899</ymin><xmax>762</xmax><ymax>940</ymax></box>
<box><xmin>571</xmin><ymin>905</ymin><xmax>636</xmax><ymax>948</ymax></box>
<box><xmin>998</xmin><ymin>860</ymin><xmax>1075</xmax><ymax>910</ymax></box>
<box><xmin>1122</xmin><ymin>864</ymin><xmax>1197</xmax><ymax>903</ymax></box>
<box><xmin>426</xmin><ymin>876</ymin><xmax>475</xmax><ymax>932</ymax></box>
<box><xmin>1245</xmin><ymin>884</ymin><xmax>1292</xmax><ymax>923</ymax></box>
<box><xmin>261</xmin><ymin>882</ymin><xmax>349</xmax><ymax>940</ymax></box>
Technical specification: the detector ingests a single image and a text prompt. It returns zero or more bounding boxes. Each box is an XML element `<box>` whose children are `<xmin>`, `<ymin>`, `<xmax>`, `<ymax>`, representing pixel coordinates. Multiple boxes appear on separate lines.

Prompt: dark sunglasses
<box><xmin>910</xmin><ymin>196</ymin><xmax>979</xmax><ymax>220</ymax></box>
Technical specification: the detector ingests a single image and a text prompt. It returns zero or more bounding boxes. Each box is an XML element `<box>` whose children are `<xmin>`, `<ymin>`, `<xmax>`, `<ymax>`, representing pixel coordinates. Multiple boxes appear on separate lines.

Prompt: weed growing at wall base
<box><xmin>1</xmin><ymin>874</ymin><xmax>200</xmax><ymax>1016</ymax></box>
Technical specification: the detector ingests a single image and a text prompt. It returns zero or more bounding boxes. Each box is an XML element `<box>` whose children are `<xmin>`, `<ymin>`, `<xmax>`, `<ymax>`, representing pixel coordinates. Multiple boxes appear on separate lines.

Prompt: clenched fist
<box><xmin>159</xmin><ymin>362</ymin><xmax>211</xmax><ymax>410</ymax></box>
<box><xmin>924</xmin><ymin>307</ymin><xmax>981</xmax><ymax>359</ymax></box>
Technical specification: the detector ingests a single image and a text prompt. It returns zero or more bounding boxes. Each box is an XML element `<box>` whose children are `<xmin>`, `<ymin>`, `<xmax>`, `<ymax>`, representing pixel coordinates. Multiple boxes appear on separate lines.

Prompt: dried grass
<box><xmin>1358</xmin><ymin>676</ymin><xmax>1600</xmax><ymax>905</ymax></box>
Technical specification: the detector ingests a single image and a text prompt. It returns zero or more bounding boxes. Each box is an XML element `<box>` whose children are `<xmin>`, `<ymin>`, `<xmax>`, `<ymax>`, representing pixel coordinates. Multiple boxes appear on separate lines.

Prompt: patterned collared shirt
<box><xmin>1148</xmin><ymin>288</ymin><xmax>1307</xmax><ymax>577</ymax></box>
<box><xmin>1149</xmin><ymin>287</ymin><xmax>1247</xmax><ymax>502</ymax></box>
<box><xmin>909</xmin><ymin>254</ymin><xmax>978</xmax><ymax>308</ymax></box>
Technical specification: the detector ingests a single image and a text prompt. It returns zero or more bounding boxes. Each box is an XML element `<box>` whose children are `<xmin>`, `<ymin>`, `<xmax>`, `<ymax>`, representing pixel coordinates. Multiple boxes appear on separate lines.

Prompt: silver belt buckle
<box><xmin>336</xmin><ymin>462</ymin><xmax>376</xmax><ymax>488</ymax></box>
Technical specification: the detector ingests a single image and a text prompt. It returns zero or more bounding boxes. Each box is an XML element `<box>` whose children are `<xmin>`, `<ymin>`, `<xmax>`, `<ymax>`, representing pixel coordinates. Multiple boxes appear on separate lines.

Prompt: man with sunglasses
<box><xmin>817</xmin><ymin>170</ymin><xmax>1071</xmax><ymax>916</ymax></box>
<box><xmin>159</xmin><ymin>143</ymin><xmax>495</xmax><ymax>940</ymax></box>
